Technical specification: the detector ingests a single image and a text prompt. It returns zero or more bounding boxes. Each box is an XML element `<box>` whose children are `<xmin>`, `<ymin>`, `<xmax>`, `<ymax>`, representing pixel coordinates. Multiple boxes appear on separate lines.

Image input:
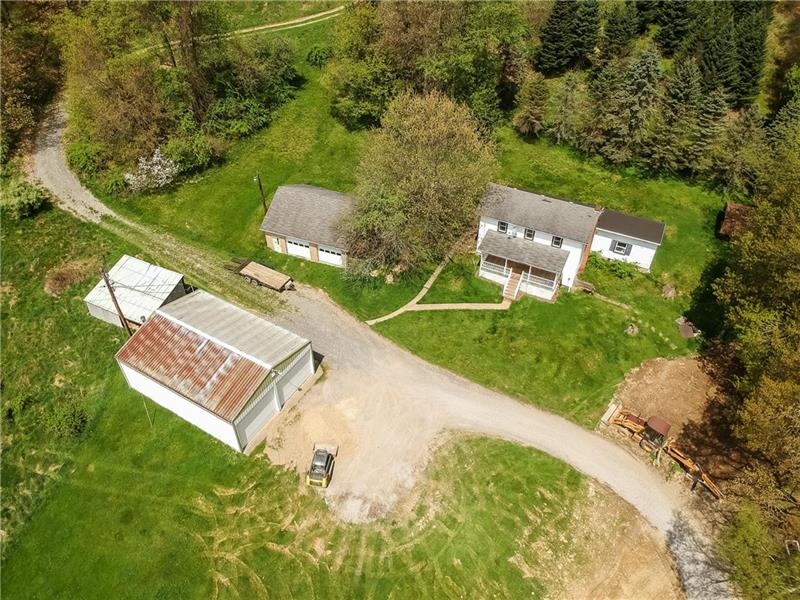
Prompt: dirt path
<box><xmin>30</xmin><ymin>102</ymin><xmax>732</xmax><ymax>600</ymax></box>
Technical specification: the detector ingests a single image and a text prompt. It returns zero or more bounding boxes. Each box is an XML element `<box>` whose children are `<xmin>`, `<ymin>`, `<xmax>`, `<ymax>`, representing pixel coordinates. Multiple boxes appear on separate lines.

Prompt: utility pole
<box><xmin>255</xmin><ymin>171</ymin><xmax>267</xmax><ymax>214</ymax></box>
<box><xmin>102</xmin><ymin>269</ymin><xmax>132</xmax><ymax>337</ymax></box>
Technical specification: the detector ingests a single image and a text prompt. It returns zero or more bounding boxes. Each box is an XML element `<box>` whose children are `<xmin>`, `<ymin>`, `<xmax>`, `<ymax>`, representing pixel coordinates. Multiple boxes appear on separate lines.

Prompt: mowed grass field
<box><xmin>1</xmin><ymin>209</ymin><xmax>604</xmax><ymax>598</ymax></box>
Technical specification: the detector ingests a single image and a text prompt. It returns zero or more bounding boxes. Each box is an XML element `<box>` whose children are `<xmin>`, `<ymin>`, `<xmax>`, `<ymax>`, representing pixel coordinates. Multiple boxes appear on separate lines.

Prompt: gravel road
<box><xmin>30</xmin><ymin>98</ymin><xmax>732</xmax><ymax>600</ymax></box>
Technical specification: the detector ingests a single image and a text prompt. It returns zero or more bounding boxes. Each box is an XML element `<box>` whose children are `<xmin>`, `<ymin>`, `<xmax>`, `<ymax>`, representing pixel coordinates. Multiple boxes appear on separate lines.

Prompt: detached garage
<box><xmin>115</xmin><ymin>290</ymin><xmax>315</xmax><ymax>452</ymax></box>
<box><xmin>259</xmin><ymin>184</ymin><xmax>353</xmax><ymax>268</ymax></box>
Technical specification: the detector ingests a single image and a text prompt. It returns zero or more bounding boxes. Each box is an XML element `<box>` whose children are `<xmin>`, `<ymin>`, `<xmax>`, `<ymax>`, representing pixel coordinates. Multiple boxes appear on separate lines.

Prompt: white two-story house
<box><xmin>476</xmin><ymin>184</ymin><xmax>665</xmax><ymax>301</ymax></box>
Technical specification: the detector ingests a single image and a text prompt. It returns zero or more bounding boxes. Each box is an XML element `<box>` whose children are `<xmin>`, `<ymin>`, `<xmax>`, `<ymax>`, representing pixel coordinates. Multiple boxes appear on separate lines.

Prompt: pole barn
<box><xmin>115</xmin><ymin>290</ymin><xmax>315</xmax><ymax>452</ymax></box>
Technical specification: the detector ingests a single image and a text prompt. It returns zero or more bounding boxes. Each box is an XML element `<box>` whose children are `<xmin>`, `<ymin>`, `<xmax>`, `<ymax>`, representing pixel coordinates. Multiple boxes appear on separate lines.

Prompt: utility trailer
<box><xmin>225</xmin><ymin>258</ymin><xmax>294</xmax><ymax>291</ymax></box>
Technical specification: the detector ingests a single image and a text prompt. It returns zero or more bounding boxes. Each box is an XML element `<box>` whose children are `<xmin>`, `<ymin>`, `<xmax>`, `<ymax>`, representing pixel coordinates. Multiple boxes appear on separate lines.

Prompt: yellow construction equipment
<box><xmin>609</xmin><ymin>406</ymin><xmax>723</xmax><ymax>500</ymax></box>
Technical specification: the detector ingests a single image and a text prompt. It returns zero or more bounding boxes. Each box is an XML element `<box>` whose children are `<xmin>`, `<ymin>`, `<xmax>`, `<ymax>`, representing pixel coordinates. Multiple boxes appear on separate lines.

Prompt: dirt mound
<box><xmin>44</xmin><ymin>258</ymin><xmax>100</xmax><ymax>296</ymax></box>
<box><xmin>613</xmin><ymin>357</ymin><xmax>713</xmax><ymax>437</ymax></box>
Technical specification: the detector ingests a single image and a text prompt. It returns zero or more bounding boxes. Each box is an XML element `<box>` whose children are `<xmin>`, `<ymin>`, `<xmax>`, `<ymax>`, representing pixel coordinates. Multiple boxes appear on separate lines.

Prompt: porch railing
<box><xmin>480</xmin><ymin>260</ymin><xmax>510</xmax><ymax>278</ymax></box>
<box><xmin>521</xmin><ymin>272</ymin><xmax>558</xmax><ymax>290</ymax></box>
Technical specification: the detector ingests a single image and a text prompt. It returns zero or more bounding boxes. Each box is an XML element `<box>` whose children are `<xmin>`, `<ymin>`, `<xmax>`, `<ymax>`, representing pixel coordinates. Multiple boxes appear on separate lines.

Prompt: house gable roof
<box><xmin>481</xmin><ymin>184</ymin><xmax>600</xmax><ymax>244</ymax></box>
<box><xmin>478</xmin><ymin>230</ymin><xmax>570</xmax><ymax>274</ymax></box>
<box><xmin>259</xmin><ymin>184</ymin><xmax>354</xmax><ymax>249</ymax></box>
<box><xmin>596</xmin><ymin>209</ymin><xmax>665</xmax><ymax>245</ymax></box>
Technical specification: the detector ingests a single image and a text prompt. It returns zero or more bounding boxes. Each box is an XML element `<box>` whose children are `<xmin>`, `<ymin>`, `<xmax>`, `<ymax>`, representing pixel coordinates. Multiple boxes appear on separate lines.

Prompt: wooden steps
<box><xmin>503</xmin><ymin>271</ymin><xmax>522</xmax><ymax>300</ymax></box>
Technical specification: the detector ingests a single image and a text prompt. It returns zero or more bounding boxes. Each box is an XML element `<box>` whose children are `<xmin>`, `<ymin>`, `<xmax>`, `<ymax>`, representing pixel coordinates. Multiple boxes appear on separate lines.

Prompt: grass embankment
<box><xmin>1</xmin><ymin>211</ymin><xmax>598</xmax><ymax>598</ymax></box>
<box><xmin>419</xmin><ymin>255</ymin><xmax>503</xmax><ymax>304</ymax></box>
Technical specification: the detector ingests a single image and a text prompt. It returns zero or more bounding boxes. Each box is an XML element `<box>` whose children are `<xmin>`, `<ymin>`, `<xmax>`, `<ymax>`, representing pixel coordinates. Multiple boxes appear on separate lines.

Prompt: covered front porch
<box><xmin>477</xmin><ymin>230</ymin><xmax>568</xmax><ymax>301</ymax></box>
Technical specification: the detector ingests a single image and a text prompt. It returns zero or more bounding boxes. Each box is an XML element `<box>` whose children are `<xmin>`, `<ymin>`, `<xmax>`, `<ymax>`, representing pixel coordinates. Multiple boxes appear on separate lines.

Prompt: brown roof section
<box><xmin>646</xmin><ymin>416</ymin><xmax>672</xmax><ymax>438</ymax></box>
<box><xmin>597</xmin><ymin>209</ymin><xmax>665</xmax><ymax>245</ymax></box>
<box><xmin>116</xmin><ymin>314</ymin><xmax>270</xmax><ymax>422</ymax></box>
<box><xmin>718</xmin><ymin>202</ymin><xmax>754</xmax><ymax>238</ymax></box>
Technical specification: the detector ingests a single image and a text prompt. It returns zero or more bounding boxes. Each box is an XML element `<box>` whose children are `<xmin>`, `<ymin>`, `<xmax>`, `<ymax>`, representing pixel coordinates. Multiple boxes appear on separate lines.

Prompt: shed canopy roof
<box><xmin>115</xmin><ymin>291</ymin><xmax>311</xmax><ymax>422</ymax></box>
<box><xmin>597</xmin><ymin>209</ymin><xmax>665</xmax><ymax>245</ymax></box>
<box><xmin>479</xmin><ymin>230</ymin><xmax>569</xmax><ymax>274</ymax></box>
<box><xmin>84</xmin><ymin>255</ymin><xmax>183</xmax><ymax>324</ymax></box>
<box><xmin>259</xmin><ymin>184</ymin><xmax>354</xmax><ymax>249</ymax></box>
<box><xmin>481</xmin><ymin>184</ymin><xmax>600</xmax><ymax>244</ymax></box>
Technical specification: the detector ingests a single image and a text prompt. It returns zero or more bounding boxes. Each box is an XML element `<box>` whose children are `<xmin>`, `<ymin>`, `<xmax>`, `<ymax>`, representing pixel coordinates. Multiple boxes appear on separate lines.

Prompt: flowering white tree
<box><xmin>124</xmin><ymin>148</ymin><xmax>179</xmax><ymax>193</ymax></box>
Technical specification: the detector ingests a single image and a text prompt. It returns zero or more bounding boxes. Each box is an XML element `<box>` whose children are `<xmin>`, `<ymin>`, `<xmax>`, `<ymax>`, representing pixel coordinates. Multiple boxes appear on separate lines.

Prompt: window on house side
<box><xmin>498</xmin><ymin>221</ymin><xmax>508</xmax><ymax>234</ymax></box>
<box><xmin>551</xmin><ymin>236</ymin><xmax>563</xmax><ymax>248</ymax></box>
<box><xmin>524</xmin><ymin>228</ymin><xmax>534</xmax><ymax>240</ymax></box>
<box><xmin>613</xmin><ymin>241</ymin><xmax>629</xmax><ymax>254</ymax></box>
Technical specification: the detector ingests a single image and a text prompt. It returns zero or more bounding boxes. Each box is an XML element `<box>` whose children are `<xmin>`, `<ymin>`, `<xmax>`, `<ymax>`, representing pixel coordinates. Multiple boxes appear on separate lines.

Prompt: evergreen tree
<box><xmin>599</xmin><ymin>1</ymin><xmax>639</xmax><ymax>61</ymax></box>
<box><xmin>695</xmin><ymin>2</ymin><xmax>740</xmax><ymax>101</ymax></box>
<box><xmin>734</xmin><ymin>4</ymin><xmax>770</xmax><ymax>106</ymax></box>
<box><xmin>623</xmin><ymin>44</ymin><xmax>662</xmax><ymax>152</ymax></box>
<box><xmin>571</xmin><ymin>0</ymin><xmax>600</xmax><ymax>67</ymax></box>
<box><xmin>633</xmin><ymin>0</ymin><xmax>662</xmax><ymax>33</ymax></box>
<box><xmin>513</xmin><ymin>71</ymin><xmax>549</xmax><ymax>137</ymax></box>
<box><xmin>654</xmin><ymin>0</ymin><xmax>690</xmax><ymax>56</ymax></box>
<box><xmin>548</xmin><ymin>71</ymin><xmax>582</xmax><ymax>144</ymax></box>
<box><xmin>712</xmin><ymin>104</ymin><xmax>768</xmax><ymax>195</ymax></box>
<box><xmin>687</xmin><ymin>86</ymin><xmax>727</xmax><ymax>174</ymax></box>
<box><xmin>642</xmin><ymin>57</ymin><xmax>702</xmax><ymax>172</ymax></box>
<box><xmin>535</xmin><ymin>0</ymin><xmax>577</xmax><ymax>75</ymax></box>
<box><xmin>581</xmin><ymin>58</ymin><xmax>629</xmax><ymax>161</ymax></box>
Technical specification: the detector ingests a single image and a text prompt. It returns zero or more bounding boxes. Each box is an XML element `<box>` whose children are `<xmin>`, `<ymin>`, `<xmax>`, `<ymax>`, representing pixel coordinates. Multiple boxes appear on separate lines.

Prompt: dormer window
<box><xmin>551</xmin><ymin>236</ymin><xmax>563</xmax><ymax>248</ymax></box>
<box><xmin>524</xmin><ymin>228</ymin><xmax>534</xmax><ymax>240</ymax></box>
<box><xmin>498</xmin><ymin>221</ymin><xmax>508</xmax><ymax>234</ymax></box>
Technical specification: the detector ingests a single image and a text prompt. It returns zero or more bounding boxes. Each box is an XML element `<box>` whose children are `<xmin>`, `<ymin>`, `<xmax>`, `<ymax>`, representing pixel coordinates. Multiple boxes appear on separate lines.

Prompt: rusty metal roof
<box><xmin>116</xmin><ymin>313</ymin><xmax>271</xmax><ymax>422</ymax></box>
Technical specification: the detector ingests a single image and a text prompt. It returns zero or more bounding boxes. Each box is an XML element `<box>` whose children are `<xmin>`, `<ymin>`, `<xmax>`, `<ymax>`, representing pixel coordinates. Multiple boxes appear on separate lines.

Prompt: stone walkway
<box><xmin>366</xmin><ymin>258</ymin><xmax>512</xmax><ymax>326</ymax></box>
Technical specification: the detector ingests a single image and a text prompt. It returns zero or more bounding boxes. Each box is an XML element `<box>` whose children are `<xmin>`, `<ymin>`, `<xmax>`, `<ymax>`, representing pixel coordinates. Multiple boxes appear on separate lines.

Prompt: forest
<box><xmin>1</xmin><ymin>2</ymin><xmax>799</xmax><ymax>598</ymax></box>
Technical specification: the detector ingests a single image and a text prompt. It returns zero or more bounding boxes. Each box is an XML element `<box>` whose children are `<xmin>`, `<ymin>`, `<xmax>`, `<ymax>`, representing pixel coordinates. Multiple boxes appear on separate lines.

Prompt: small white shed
<box><xmin>84</xmin><ymin>255</ymin><xmax>185</xmax><ymax>328</ymax></box>
<box><xmin>115</xmin><ymin>290</ymin><xmax>315</xmax><ymax>452</ymax></box>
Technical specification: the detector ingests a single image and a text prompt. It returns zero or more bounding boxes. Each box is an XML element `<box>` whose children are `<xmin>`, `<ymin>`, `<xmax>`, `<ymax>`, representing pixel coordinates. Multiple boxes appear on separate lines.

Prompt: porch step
<box><xmin>503</xmin><ymin>271</ymin><xmax>522</xmax><ymax>300</ymax></box>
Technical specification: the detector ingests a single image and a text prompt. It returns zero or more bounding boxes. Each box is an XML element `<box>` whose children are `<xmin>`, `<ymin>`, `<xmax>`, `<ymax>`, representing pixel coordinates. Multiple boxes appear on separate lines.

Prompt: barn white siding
<box><xmin>118</xmin><ymin>361</ymin><xmax>242</xmax><ymax>451</ymax></box>
<box><xmin>591</xmin><ymin>229</ymin><xmax>658</xmax><ymax>270</ymax></box>
<box><xmin>233</xmin><ymin>379</ymin><xmax>279</xmax><ymax>449</ymax></box>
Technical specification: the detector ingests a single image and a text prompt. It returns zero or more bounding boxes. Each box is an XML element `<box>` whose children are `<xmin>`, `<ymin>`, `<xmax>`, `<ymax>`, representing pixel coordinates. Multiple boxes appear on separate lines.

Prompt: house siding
<box><xmin>591</xmin><ymin>229</ymin><xmax>658</xmax><ymax>270</ymax></box>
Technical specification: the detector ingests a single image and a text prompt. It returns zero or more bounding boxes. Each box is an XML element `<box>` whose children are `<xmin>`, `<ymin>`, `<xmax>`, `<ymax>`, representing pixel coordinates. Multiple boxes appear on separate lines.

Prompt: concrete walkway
<box><xmin>366</xmin><ymin>258</ymin><xmax>512</xmax><ymax>325</ymax></box>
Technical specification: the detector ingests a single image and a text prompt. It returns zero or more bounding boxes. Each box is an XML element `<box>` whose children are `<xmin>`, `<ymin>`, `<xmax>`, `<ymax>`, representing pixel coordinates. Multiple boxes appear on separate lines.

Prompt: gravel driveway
<box><xmin>30</xmin><ymin>102</ymin><xmax>732</xmax><ymax>600</ymax></box>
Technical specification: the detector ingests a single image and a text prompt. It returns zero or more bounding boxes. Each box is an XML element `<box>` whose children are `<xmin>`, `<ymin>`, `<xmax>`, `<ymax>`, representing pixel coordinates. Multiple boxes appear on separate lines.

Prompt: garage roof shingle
<box><xmin>259</xmin><ymin>184</ymin><xmax>354</xmax><ymax>249</ymax></box>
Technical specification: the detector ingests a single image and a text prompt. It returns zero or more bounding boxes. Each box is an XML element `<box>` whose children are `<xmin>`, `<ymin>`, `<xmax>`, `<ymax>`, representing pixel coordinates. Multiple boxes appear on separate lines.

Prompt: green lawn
<box><xmin>377</xmin><ymin>290</ymin><xmax>694</xmax><ymax>427</ymax></box>
<box><xmin>1</xmin><ymin>209</ymin><xmax>604</xmax><ymax>599</ymax></box>
<box><xmin>419</xmin><ymin>255</ymin><xmax>503</xmax><ymax>304</ymax></box>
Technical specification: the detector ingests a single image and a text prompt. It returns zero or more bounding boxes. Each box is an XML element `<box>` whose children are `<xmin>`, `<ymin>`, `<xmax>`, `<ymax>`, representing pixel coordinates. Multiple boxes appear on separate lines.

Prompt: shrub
<box><xmin>101</xmin><ymin>170</ymin><xmax>127</xmax><ymax>196</ymax></box>
<box><xmin>205</xmin><ymin>97</ymin><xmax>271</xmax><ymax>139</ymax></box>
<box><xmin>586</xmin><ymin>252</ymin><xmax>638</xmax><ymax>279</ymax></box>
<box><xmin>42</xmin><ymin>397</ymin><xmax>88</xmax><ymax>438</ymax></box>
<box><xmin>66</xmin><ymin>139</ymin><xmax>104</xmax><ymax>175</ymax></box>
<box><xmin>124</xmin><ymin>148</ymin><xmax>179</xmax><ymax>193</ymax></box>
<box><xmin>163</xmin><ymin>132</ymin><xmax>216</xmax><ymax>174</ymax></box>
<box><xmin>306</xmin><ymin>44</ymin><xmax>333</xmax><ymax>67</ymax></box>
<box><xmin>0</xmin><ymin>178</ymin><xmax>50</xmax><ymax>220</ymax></box>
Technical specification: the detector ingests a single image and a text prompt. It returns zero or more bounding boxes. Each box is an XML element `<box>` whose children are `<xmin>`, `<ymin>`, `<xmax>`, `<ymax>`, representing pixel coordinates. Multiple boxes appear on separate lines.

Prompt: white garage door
<box><xmin>286</xmin><ymin>239</ymin><xmax>311</xmax><ymax>259</ymax></box>
<box><xmin>277</xmin><ymin>348</ymin><xmax>313</xmax><ymax>407</ymax></box>
<box><xmin>319</xmin><ymin>246</ymin><xmax>343</xmax><ymax>267</ymax></box>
